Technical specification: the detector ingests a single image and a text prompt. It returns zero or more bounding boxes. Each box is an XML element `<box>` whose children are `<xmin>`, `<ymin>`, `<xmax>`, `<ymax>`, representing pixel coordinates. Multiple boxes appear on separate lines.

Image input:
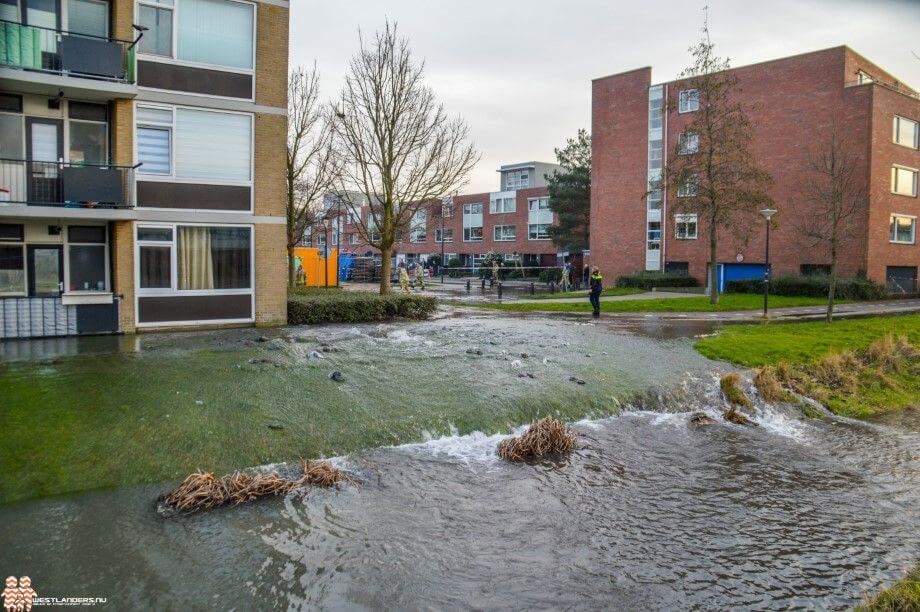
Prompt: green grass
<box><xmin>527</xmin><ymin>287</ymin><xmax>645</xmax><ymax>300</ymax></box>
<box><xmin>475</xmin><ymin>293</ymin><xmax>838</xmax><ymax>313</ymax></box>
<box><xmin>695</xmin><ymin>314</ymin><xmax>920</xmax><ymax>419</ymax></box>
<box><xmin>695</xmin><ymin>314</ymin><xmax>920</xmax><ymax>367</ymax></box>
<box><xmin>857</xmin><ymin>563</ymin><xmax>920</xmax><ymax>611</ymax></box>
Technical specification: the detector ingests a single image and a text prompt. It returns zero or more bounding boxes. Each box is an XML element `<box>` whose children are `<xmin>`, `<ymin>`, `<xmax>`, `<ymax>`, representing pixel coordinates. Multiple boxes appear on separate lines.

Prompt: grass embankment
<box><xmin>477</xmin><ymin>293</ymin><xmax>838</xmax><ymax>313</ymax></box>
<box><xmin>696</xmin><ymin>314</ymin><xmax>920</xmax><ymax>419</ymax></box>
<box><xmin>857</xmin><ymin>562</ymin><xmax>920</xmax><ymax>611</ymax></box>
<box><xmin>527</xmin><ymin>287</ymin><xmax>644</xmax><ymax>300</ymax></box>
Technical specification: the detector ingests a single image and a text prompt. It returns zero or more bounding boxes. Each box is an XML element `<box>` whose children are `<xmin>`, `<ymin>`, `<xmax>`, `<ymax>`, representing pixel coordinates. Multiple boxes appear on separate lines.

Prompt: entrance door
<box><xmin>26</xmin><ymin>118</ymin><xmax>63</xmax><ymax>205</ymax></box>
<box><xmin>27</xmin><ymin>245</ymin><xmax>64</xmax><ymax>296</ymax></box>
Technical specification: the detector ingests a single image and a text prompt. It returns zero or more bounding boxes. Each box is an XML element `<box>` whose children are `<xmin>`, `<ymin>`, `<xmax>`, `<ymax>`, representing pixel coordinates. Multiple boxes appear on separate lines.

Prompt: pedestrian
<box><xmin>589</xmin><ymin>267</ymin><xmax>603</xmax><ymax>317</ymax></box>
<box><xmin>560</xmin><ymin>262</ymin><xmax>570</xmax><ymax>292</ymax></box>
<box><xmin>492</xmin><ymin>259</ymin><xmax>500</xmax><ymax>284</ymax></box>
<box><xmin>399</xmin><ymin>264</ymin><xmax>411</xmax><ymax>293</ymax></box>
<box><xmin>415</xmin><ymin>261</ymin><xmax>426</xmax><ymax>290</ymax></box>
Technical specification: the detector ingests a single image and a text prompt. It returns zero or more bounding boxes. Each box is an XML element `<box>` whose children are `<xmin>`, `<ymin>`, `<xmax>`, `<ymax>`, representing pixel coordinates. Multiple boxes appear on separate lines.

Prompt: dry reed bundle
<box><xmin>753</xmin><ymin>366</ymin><xmax>793</xmax><ymax>403</ymax></box>
<box><xmin>720</xmin><ymin>372</ymin><xmax>753</xmax><ymax>425</ymax></box>
<box><xmin>162</xmin><ymin>460</ymin><xmax>345</xmax><ymax>514</ymax></box>
<box><xmin>497</xmin><ymin>418</ymin><xmax>577</xmax><ymax>462</ymax></box>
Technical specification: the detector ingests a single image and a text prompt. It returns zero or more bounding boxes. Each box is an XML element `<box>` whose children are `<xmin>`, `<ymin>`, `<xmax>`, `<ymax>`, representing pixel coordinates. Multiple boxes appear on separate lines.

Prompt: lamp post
<box><xmin>759</xmin><ymin>208</ymin><xmax>777</xmax><ymax>317</ymax></box>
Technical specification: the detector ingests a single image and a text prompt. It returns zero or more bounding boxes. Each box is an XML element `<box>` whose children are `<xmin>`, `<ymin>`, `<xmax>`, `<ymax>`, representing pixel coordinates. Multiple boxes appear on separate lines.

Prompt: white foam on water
<box><xmin>396</xmin><ymin>429</ymin><xmax>516</xmax><ymax>465</ymax></box>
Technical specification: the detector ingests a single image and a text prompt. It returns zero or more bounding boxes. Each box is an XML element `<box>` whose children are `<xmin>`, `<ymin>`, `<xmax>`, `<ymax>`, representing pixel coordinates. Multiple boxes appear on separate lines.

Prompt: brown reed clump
<box><xmin>753</xmin><ymin>365</ymin><xmax>793</xmax><ymax>403</ymax></box>
<box><xmin>723</xmin><ymin>406</ymin><xmax>752</xmax><ymax>425</ymax></box>
<box><xmin>720</xmin><ymin>372</ymin><xmax>752</xmax><ymax>408</ymax></box>
<box><xmin>162</xmin><ymin>460</ymin><xmax>345</xmax><ymax>514</ymax></box>
<box><xmin>809</xmin><ymin>350</ymin><xmax>860</xmax><ymax>389</ymax></box>
<box><xmin>497</xmin><ymin>418</ymin><xmax>577</xmax><ymax>462</ymax></box>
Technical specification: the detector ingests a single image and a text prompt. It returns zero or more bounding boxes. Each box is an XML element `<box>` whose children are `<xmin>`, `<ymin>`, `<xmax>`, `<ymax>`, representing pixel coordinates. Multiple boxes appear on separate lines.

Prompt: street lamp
<box><xmin>759</xmin><ymin>208</ymin><xmax>778</xmax><ymax>317</ymax></box>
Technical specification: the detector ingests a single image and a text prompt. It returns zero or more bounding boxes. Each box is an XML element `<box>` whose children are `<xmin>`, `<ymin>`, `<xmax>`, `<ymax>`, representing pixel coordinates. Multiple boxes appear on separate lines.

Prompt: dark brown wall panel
<box><xmin>138</xmin><ymin>294</ymin><xmax>252</xmax><ymax>323</ymax></box>
<box><xmin>137</xmin><ymin>181</ymin><xmax>251</xmax><ymax>211</ymax></box>
<box><xmin>138</xmin><ymin>61</ymin><xmax>253</xmax><ymax>99</ymax></box>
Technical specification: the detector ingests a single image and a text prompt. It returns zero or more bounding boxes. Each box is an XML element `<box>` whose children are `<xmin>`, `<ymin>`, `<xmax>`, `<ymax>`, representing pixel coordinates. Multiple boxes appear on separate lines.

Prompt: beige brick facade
<box><xmin>111</xmin><ymin>0</ymin><xmax>134</xmax><ymax>40</ymax></box>
<box><xmin>255</xmin><ymin>3</ymin><xmax>290</xmax><ymax>109</ymax></box>
<box><xmin>255</xmin><ymin>223</ymin><xmax>288</xmax><ymax>326</ymax></box>
<box><xmin>112</xmin><ymin>220</ymin><xmax>136</xmax><ymax>333</ymax></box>
<box><xmin>254</xmin><ymin>112</ymin><xmax>287</xmax><ymax>217</ymax></box>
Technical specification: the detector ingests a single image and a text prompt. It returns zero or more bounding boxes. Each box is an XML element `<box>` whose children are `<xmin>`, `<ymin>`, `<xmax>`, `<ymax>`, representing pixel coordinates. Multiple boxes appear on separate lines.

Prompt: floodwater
<box><xmin>1</xmin><ymin>313</ymin><xmax>918</xmax><ymax>609</ymax></box>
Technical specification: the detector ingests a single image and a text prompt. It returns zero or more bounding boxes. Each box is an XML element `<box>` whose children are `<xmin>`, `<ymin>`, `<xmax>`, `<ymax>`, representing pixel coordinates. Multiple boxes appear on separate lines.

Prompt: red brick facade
<box><xmin>590</xmin><ymin>46</ymin><xmax>919</xmax><ymax>292</ymax></box>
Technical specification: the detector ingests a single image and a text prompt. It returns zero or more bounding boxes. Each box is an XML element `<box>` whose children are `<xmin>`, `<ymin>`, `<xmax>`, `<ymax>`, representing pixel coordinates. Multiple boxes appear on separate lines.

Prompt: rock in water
<box><xmin>308</xmin><ymin>350</ymin><xmax>325</xmax><ymax>360</ymax></box>
<box><xmin>329</xmin><ymin>371</ymin><xmax>345</xmax><ymax>382</ymax></box>
<box><xmin>257</xmin><ymin>336</ymin><xmax>270</xmax><ymax>342</ymax></box>
<box><xmin>689</xmin><ymin>412</ymin><xmax>715</xmax><ymax>426</ymax></box>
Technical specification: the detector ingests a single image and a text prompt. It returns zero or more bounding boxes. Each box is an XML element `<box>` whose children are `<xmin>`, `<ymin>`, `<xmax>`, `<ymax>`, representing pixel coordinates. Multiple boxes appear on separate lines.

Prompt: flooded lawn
<box><xmin>2</xmin><ymin>312</ymin><xmax>918</xmax><ymax>608</ymax></box>
<box><xmin>0</xmin><ymin>312</ymin><xmax>713</xmax><ymax>504</ymax></box>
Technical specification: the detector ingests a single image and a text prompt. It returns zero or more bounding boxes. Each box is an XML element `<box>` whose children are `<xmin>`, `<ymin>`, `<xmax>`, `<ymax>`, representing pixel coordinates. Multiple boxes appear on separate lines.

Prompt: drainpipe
<box><xmin>661</xmin><ymin>82</ymin><xmax>668</xmax><ymax>271</ymax></box>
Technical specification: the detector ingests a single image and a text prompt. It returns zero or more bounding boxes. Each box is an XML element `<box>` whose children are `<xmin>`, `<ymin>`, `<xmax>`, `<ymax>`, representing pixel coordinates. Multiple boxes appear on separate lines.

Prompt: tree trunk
<box><xmin>287</xmin><ymin>242</ymin><xmax>296</xmax><ymax>287</ymax></box>
<box><xmin>827</xmin><ymin>242</ymin><xmax>837</xmax><ymax>323</ymax></box>
<box><xmin>709</xmin><ymin>217</ymin><xmax>719</xmax><ymax>306</ymax></box>
<box><xmin>379</xmin><ymin>245</ymin><xmax>392</xmax><ymax>295</ymax></box>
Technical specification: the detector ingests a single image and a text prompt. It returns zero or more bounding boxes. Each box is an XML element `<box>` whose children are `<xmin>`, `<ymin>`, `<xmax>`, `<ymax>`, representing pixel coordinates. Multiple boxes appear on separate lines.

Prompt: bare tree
<box><xmin>286</xmin><ymin>65</ymin><xmax>337</xmax><ymax>287</ymax></box>
<box><xmin>664</xmin><ymin>20</ymin><xmax>774</xmax><ymax>305</ymax></box>
<box><xmin>798</xmin><ymin>128</ymin><xmax>868</xmax><ymax>322</ymax></box>
<box><xmin>331</xmin><ymin>22</ymin><xmax>479</xmax><ymax>294</ymax></box>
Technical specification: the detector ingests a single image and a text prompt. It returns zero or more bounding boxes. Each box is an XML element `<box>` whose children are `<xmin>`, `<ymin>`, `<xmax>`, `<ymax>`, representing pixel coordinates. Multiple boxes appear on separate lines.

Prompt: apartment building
<box><xmin>0</xmin><ymin>0</ymin><xmax>288</xmax><ymax>339</ymax></box>
<box><xmin>591</xmin><ymin>46</ymin><xmax>919</xmax><ymax>293</ymax></box>
<box><xmin>309</xmin><ymin>162</ymin><xmax>564</xmax><ymax>269</ymax></box>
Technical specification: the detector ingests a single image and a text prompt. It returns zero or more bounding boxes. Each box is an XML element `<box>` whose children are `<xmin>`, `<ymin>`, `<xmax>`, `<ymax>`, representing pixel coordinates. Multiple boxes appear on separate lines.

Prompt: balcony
<box><xmin>0</xmin><ymin>20</ymin><xmax>137</xmax><ymax>100</ymax></box>
<box><xmin>0</xmin><ymin>159</ymin><xmax>136</xmax><ymax>211</ymax></box>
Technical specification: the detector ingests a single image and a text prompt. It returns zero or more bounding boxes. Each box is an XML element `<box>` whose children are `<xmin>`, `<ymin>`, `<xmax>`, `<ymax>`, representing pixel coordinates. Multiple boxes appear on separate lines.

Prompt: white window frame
<box><xmin>462</xmin><ymin>202</ymin><xmax>483</xmax><ymax>242</ymax></box>
<box><xmin>489</xmin><ymin>194</ymin><xmax>516</xmax><ymax>214</ymax></box>
<box><xmin>674</xmin><ymin>214</ymin><xmax>698</xmax><ymax>240</ymax></box>
<box><xmin>890</xmin><ymin>214</ymin><xmax>917</xmax><ymax>244</ymax></box>
<box><xmin>133</xmin><ymin>102</ymin><xmax>255</xmax><ymax>211</ymax></box>
<box><xmin>65</xmin><ymin>225</ymin><xmax>110</xmax><ymax>294</ymax></box>
<box><xmin>493</xmin><ymin>224</ymin><xmax>516</xmax><ymax>241</ymax></box>
<box><xmin>527</xmin><ymin>224</ymin><xmax>550</xmax><ymax>241</ymax></box>
<box><xmin>677</xmin><ymin>175</ymin><xmax>699</xmax><ymax>198</ymax></box>
<box><xmin>891</xmin><ymin>165</ymin><xmax>919</xmax><ymax>197</ymax></box>
<box><xmin>134</xmin><ymin>222</ymin><xmax>254</xmax><ymax>299</ymax></box>
<box><xmin>435</xmin><ymin>228</ymin><xmax>453</xmax><ymax>243</ymax></box>
<box><xmin>678</xmin><ymin>131</ymin><xmax>699</xmax><ymax>155</ymax></box>
<box><xmin>678</xmin><ymin>89</ymin><xmax>699</xmax><ymax>113</ymax></box>
<box><xmin>135</xmin><ymin>0</ymin><xmax>257</xmax><ymax>87</ymax></box>
<box><xmin>893</xmin><ymin>116</ymin><xmax>919</xmax><ymax>150</ymax></box>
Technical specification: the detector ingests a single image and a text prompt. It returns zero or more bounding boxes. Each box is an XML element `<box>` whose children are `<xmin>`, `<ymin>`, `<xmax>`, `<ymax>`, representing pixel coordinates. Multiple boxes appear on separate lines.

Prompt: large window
<box><xmin>410</xmin><ymin>209</ymin><xmax>426</xmax><ymax>243</ymax></box>
<box><xmin>0</xmin><ymin>245</ymin><xmax>25</xmax><ymax>294</ymax></box>
<box><xmin>0</xmin><ymin>113</ymin><xmax>23</xmax><ymax>158</ymax></box>
<box><xmin>527</xmin><ymin>197</ymin><xmax>552</xmax><ymax>241</ymax></box>
<box><xmin>137</xmin><ymin>105</ymin><xmax>252</xmax><ymax>182</ymax></box>
<box><xmin>138</xmin><ymin>0</ymin><xmax>254</xmax><ymax>70</ymax></box>
<box><xmin>677</xmin><ymin>175</ymin><xmax>699</xmax><ymax>197</ymax></box>
<box><xmin>490</xmin><ymin>195</ymin><xmax>516</xmax><ymax>214</ymax></box>
<box><xmin>137</xmin><ymin>225</ymin><xmax>252</xmax><ymax>292</ymax></box>
<box><xmin>679</xmin><ymin>89</ymin><xmax>699</xmax><ymax>113</ymax></box>
<box><xmin>435</xmin><ymin>228</ymin><xmax>453</xmax><ymax>243</ymax></box>
<box><xmin>675</xmin><ymin>214</ymin><xmax>697</xmax><ymax>239</ymax></box>
<box><xmin>893</xmin><ymin>116</ymin><xmax>919</xmax><ymax>149</ymax></box>
<box><xmin>678</xmin><ymin>132</ymin><xmax>699</xmax><ymax>155</ymax></box>
<box><xmin>891</xmin><ymin>165</ymin><xmax>918</xmax><ymax>197</ymax></box>
<box><xmin>890</xmin><ymin>214</ymin><xmax>916</xmax><ymax>244</ymax></box>
<box><xmin>494</xmin><ymin>224</ymin><xmax>516</xmax><ymax>241</ymax></box>
<box><xmin>503</xmin><ymin>170</ymin><xmax>530</xmax><ymax>190</ymax></box>
<box><xmin>463</xmin><ymin>202</ymin><xmax>483</xmax><ymax>242</ymax></box>
<box><xmin>67</xmin><ymin>226</ymin><xmax>107</xmax><ymax>292</ymax></box>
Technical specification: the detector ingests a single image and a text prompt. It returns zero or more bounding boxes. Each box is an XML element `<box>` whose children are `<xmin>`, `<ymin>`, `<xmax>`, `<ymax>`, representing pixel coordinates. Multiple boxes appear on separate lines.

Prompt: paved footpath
<box><xmin>512</xmin><ymin>291</ymin><xmax>692</xmax><ymax>304</ymax></box>
<box><xmin>596</xmin><ymin>298</ymin><xmax>920</xmax><ymax>322</ymax></box>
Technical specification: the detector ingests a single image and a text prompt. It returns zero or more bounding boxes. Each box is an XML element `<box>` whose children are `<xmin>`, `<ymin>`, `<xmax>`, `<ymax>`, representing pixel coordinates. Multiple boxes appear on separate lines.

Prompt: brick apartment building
<box><xmin>308</xmin><ymin>161</ymin><xmax>565</xmax><ymax>270</ymax></box>
<box><xmin>590</xmin><ymin>46</ymin><xmax>919</xmax><ymax>293</ymax></box>
<box><xmin>0</xmin><ymin>0</ymin><xmax>289</xmax><ymax>339</ymax></box>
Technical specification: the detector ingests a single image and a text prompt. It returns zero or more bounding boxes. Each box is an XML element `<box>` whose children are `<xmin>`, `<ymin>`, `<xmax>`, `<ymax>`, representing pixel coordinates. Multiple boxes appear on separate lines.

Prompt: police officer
<box><xmin>589</xmin><ymin>267</ymin><xmax>603</xmax><ymax>317</ymax></box>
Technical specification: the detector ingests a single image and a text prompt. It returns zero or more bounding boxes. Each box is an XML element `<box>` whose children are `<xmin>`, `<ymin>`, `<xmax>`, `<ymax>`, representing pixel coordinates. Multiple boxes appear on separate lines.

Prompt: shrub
<box><xmin>288</xmin><ymin>291</ymin><xmax>437</xmax><ymax>325</ymax></box>
<box><xmin>615</xmin><ymin>271</ymin><xmax>700</xmax><ymax>289</ymax></box>
<box><xmin>539</xmin><ymin>268</ymin><xmax>562</xmax><ymax>284</ymax></box>
<box><xmin>726</xmin><ymin>275</ymin><xmax>886</xmax><ymax>300</ymax></box>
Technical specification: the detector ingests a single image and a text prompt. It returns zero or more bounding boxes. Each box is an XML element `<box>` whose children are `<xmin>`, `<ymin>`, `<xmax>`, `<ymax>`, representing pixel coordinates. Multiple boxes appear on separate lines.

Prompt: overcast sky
<box><xmin>290</xmin><ymin>0</ymin><xmax>920</xmax><ymax>194</ymax></box>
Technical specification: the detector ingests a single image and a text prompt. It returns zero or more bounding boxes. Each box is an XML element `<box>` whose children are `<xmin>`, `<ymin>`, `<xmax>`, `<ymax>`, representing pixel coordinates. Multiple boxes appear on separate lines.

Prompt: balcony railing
<box><xmin>0</xmin><ymin>19</ymin><xmax>137</xmax><ymax>84</ymax></box>
<box><xmin>0</xmin><ymin>159</ymin><xmax>137</xmax><ymax>209</ymax></box>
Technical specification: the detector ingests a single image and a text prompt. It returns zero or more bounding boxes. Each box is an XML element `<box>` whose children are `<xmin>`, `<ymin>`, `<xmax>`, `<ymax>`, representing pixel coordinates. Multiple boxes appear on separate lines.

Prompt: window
<box><xmin>664</xmin><ymin>261</ymin><xmax>689</xmax><ymax>276</ymax></box>
<box><xmin>857</xmin><ymin>71</ymin><xmax>873</xmax><ymax>85</ymax></box>
<box><xmin>503</xmin><ymin>170</ymin><xmax>530</xmax><ymax>190</ymax></box>
<box><xmin>890</xmin><ymin>214</ymin><xmax>916</xmax><ymax>244</ymax></box>
<box><xmin>0</xmin><ymin>224</ymin><xmax>24</xmax><ymax>241</ymax></box>
<box><xmin>65</xmin><ymin>225</ymin><xmax>108</xmax><ymax>292</ymax></box>
<box><xmin>410</xmin><ymin>210</ymin><xmax>426</xmax><ymax>243</ymax></box>
<box><xmin>69</xmin><ymin>122</ymin><xmax>107</xmax><ymax>165</ymax></box>
<box><xmin>679</xmin><ymin>89</ymin><xmax>699</xmax><ymax>113</ymax></box>
<box><xmin>69</xmin><ymin>0</ymin><xmax>109</xmax><ymax>37</ymax></box>
<box><xmin>177</xmin><ymin>0</ymin><xmax>254</xmax><ymax>69</ymax></box>
<box><xmin>137</xmin><ymin>225</ymin><xmax>252</xmax><ymax>292</ymax></box>
<box><xmin>137</xmin><ymin>105</ymin><xmax>252</xmax><ymax>182</ymax></box>
<box><xmin>528</xmin><ymin>224</ymin><xmax>550</xmax><ymax>240</ymax></box>
<box><xmin>678</xmin><ymin>132</ymin><xmax>699</xmax><ymax>155</ymax></box>
<box><xmin>0</xmin><ymin>113</ymin><xmax>23</xmax><ymax>159</ymax></box>
<box><xmin>800</xmin><ymin>264</ymin><xmax>831</xmax><ymax>276</ymax></box>
<box><xmin>678</xmin><ymin>175</ymin><xmax>699</xmax><ymax>197</ymax></box>
<box><xmin>138</xmin><ymin>1</ymin><xmax>174</xmax><ymax>57</ymax></box>
<box><xmin>891</xmin><ymin>166</ymin><xmax>918</xmax><ymax>197</ymax></box>
<box><xmin>0</xmin><ymin>245</ymin><xmax>25</xmax><ymax>294</ymax></box>
<box><xmin>489</xmin><ymin>195</ymin><xmax>516</xmax><ymax>213</ymax></box>
<box><xmin>435</xmin><ymin>228</ymin><xmax>453</xmax><ymax>243</ymax></box>
<box><xmin>675</xmin><ymin>214</ymin><xmax>697</xmax><ymax>239</ymax></box>
<box><xmin>647</xmin><ymin>221</ymin><xmax>661</xmax><ymax>242</ymax></box>
<box><xmin>463</xmin><ymin>202</ymin><xmax>483</xmax><ymax>242</ymax></box>
<box><xmin>893</xmin><ymin>116</ymin><xmax>919</xmax><ymax>149</ymax></box>
<box><xmin>464</xmin><ymin>227</ymin><xmax>483</xmax><ymax>242</ymax></box>
<box><xmin>494</xmin><ymin>224</ymin><xmax>516</xmax><ymax>241</ymax></box>
<box><xmin>137</xmin><ymin>225</ymin><xmax>173</xmax><ymax>289</ymax></box>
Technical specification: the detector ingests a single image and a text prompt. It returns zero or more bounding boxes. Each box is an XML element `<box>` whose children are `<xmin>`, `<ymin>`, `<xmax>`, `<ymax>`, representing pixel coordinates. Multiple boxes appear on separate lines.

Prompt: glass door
<box><xmin>27</xmin><ymin>245</ymin><xmax>63</xmax><ymax>296</ymax></box>
<box><xmin>26</xmin><ymin>117</ymin><xmax>62</xmax><ymax>204</ymax></box>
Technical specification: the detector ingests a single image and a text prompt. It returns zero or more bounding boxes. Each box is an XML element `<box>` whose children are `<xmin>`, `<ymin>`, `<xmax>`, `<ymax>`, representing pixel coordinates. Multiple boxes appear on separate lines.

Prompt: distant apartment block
<box><xmin>590</xmin><ymin>46</ymin><xmax>919</xmax><ymax>293</ymax></box>
<box><xmin>306</xmin><ymin>161</ymin><xmax>565</xmax><ymax>269</ymax></box>
<box><xmin>0</xmin><ymin>0</ymin><xmax>289</xmax><ymax>338</ymax></box>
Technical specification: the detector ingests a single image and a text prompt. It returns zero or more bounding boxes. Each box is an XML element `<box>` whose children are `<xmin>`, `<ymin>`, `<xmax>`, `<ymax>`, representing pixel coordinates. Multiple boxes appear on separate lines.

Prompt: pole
<box><xmin>324</xmin><ymin>219</ymin><xmax>329</xmax><ymax>289</ymax></box>
<box><xmin>336</xmin><ymin>200</ymin><xmax>341</xmax><ymax>287</ymax></box>
<box><xmin>763</xmin><ymin>219</ymin><xmax>771</xmax><ymax>317</ymax></box>
<box><xmin>440</xmin><ymin>216</ymin><xmax>445</xmax><ymax>283</ymax></box>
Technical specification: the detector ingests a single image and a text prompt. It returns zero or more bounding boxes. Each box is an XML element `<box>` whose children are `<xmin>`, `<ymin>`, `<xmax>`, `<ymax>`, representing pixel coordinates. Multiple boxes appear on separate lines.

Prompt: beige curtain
<box><xmin>178</xmin><ymin>226</ymin><xmax>214</xmax><ymax>290</ymax></box>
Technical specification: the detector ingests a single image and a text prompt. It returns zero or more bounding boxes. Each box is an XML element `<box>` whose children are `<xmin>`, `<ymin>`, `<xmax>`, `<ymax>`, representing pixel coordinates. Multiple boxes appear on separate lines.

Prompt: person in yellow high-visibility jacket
<box><xmin>399</xmin><ymin>264</ymin><xmax>411</xmax><ymax>293</ymax></box>
<box><xmin>414</xmin><ymin>262</ymin><xmax>426</xmax><ymax>290</ymax></box>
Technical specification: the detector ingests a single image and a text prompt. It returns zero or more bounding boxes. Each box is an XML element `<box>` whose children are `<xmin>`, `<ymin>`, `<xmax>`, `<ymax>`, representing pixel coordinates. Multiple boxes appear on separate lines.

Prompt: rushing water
<box><xmin>1</xmin><ymin>314</ymin><xmax>918</xmax><ymax>609</ymax></box>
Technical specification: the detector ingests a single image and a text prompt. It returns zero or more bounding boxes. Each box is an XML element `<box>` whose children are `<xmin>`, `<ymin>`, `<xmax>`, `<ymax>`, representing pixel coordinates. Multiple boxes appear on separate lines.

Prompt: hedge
<box><xmin>726</xmin><ymin>275</ymin><xmax>886</xmax><ymax>300</ymax></box>
<box><xmin>539</xmin><ymin>268</ymin><xmax>562</xmax><ymax>284</ymax></box>
<box><xmin>288</xmin><ymin>291</ymin><xmax>437</xmax><ymax>325</ymax></box>
<box><xmin>615</xmin><ymin>271</ymin><xmax>700</xmax><ymax>289</ymax></box>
